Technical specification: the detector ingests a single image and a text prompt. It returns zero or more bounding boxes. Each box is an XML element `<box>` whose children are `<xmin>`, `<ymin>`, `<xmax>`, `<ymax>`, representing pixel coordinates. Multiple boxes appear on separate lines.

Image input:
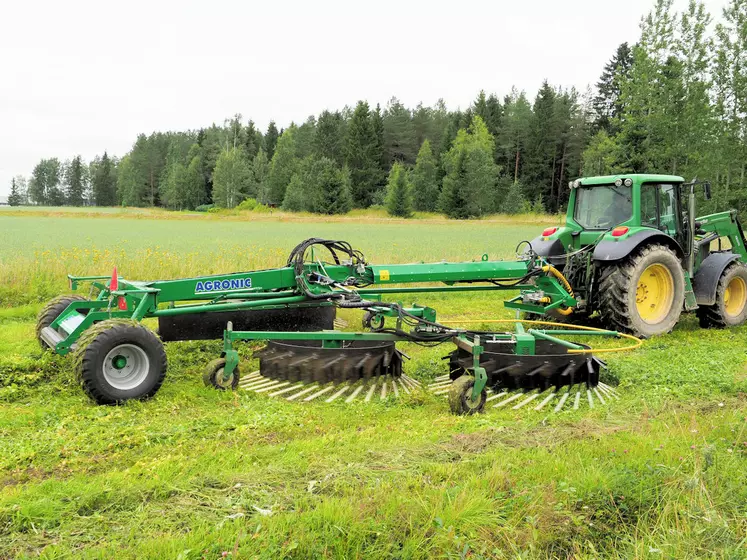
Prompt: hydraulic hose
<box><xmin>541</xmin><ymin>264</ymin><xmax>574</xmax><ymax>315</ymax></box>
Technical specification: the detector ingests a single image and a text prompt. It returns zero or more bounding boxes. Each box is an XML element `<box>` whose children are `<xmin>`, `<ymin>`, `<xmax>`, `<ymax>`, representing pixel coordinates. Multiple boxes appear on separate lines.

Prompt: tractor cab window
<box><xmin>641</xmin><ymin>183</ymin><xmax>680</xmax><ymax>237</ymax></box>
<box><xmin>573</xmin><ymin>184</ymin><xmax>632</xmax><ymax>229</ymax></box>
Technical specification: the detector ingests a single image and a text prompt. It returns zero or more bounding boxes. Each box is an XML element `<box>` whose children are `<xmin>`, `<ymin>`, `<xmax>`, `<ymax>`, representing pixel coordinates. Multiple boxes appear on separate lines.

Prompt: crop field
<box><xmin>0</xmin><ymin>208</ymin><xmax>746</xmax><ymax>559</ymax></box>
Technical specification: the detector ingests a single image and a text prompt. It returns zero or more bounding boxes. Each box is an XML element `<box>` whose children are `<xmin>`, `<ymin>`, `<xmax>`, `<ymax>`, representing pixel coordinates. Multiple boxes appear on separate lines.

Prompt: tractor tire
<box><xmin>696</xmin><ymin>263</ymin><xmax>747</xmax><ymax>328</ymax></box>
<box><xmin>203</xmin><ymin>358</ymin><xmax>240</xmax><ymax>390</ymax></box>
<box><xmin>36</xmin><ymin>295</ymin><xmax>88</xmax><ymax>350</ymax></box>
<box><xmin>448</xmin><ymin>375</ymin><xmax>487</xmax><ymax>415</ymax></box>
<box><xmin>73</xmin><ymin>320</ymin><xmax>167</xmax><ymax>405</ymax></box>
<box><xmin>598</xmin><ymin>244</ymin><xmax>685</xmax><ymax>338</ymax></box>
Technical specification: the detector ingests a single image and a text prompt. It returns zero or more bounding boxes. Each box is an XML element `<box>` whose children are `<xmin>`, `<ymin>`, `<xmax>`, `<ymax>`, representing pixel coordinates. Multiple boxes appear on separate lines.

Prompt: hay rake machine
<box><xmin>38</xmin><ymin>237</ymin><xmax>633</xmax><ymax>414</ymax></box>
<box><xmin>37</xmin><ymin>174</ymin><xmax>747</xmax><ymax>413</ymax></box>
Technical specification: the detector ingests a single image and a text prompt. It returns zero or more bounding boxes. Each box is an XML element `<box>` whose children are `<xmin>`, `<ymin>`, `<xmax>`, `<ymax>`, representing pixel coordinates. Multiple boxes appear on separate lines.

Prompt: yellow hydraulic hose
<box><xmin>439</xmin><ymin>318</ymin><xmax>643</xmax><ymax>355</ymax></box>
<box><xmin>541</xmin><ymin>265</ymin><xmax>574</xmax><ymax>315</ymax></box>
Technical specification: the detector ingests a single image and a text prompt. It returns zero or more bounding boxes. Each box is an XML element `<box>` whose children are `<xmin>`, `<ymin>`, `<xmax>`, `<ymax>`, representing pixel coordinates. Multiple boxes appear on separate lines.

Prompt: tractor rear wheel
<box><xmin>697</xmin><ymin>263</ymin><xmax>747</xmax><ymax>328</ymax></box>
<box><xmin>598</xmin><ymin>244</ymin><xmax>685</xmax><ymax>338</ymax></box>
<box><xmin>36</xmin><ymin>295</ymin><xmax>88</xmax><ymax>349</ymax></box>
<box><xmin>73</xmin><ymin>320</ymin><xmax>167</xmax><ymax>405</ymax></box>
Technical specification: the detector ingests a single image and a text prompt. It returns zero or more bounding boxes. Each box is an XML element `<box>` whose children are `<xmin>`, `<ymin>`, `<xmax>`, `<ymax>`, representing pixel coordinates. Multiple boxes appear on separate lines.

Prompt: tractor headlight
<box><xmin>624</xmin><ymin>178</ymin><xmax>633</xmax><ymax>187</ymax></box>
<box><xmin>614</xmin><ymin>179</ymin><xmax>623</xmax><ymax>187</ymax></box>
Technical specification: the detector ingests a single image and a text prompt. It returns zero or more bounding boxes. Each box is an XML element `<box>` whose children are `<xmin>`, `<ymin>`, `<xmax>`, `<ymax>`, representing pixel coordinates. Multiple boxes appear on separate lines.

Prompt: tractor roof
<box><xmin>578</xmin><ymin>173</ymin><xmax>684</xmax><ymax>186</ymax></box>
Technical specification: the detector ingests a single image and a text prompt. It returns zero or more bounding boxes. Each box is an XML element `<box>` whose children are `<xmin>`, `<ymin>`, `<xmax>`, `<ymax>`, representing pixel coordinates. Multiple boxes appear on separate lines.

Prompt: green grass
<box><xmin>1</xmin><ymin>212</ymin><xmax>746</xmax><ymax>559</ymax></box>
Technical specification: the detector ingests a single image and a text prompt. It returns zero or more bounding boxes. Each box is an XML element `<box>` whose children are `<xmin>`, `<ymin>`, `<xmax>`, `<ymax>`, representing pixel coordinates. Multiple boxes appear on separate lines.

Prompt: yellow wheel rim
<box><xmin>724</xmin><ymin>276</ymin><xmax>747</xmax><ymax>317</ymax></box>
<box><xmin>635</xmin><ymin>263</ymin><xmax>674</xmax><ymax>324</ymax></box>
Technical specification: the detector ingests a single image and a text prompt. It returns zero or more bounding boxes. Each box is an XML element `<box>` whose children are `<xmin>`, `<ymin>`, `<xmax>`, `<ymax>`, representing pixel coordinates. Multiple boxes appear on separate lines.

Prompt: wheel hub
<box><xmin>102</xmin><ymin>344</ymin><xmax>150</xmax><ymax>390</ymax></box>
<box><xmin>724</xmin><ymin>276</ymin><xmax>747</xmax><ymax>317</ymax></box>
<box><xmin>635</xmin><ymin>263</ymin><xmax>674</xmax><ymax>324</ymax></box>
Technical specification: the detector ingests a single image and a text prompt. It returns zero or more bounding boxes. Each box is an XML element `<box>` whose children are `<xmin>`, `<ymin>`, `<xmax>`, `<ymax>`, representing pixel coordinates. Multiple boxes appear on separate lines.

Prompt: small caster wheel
<box><xmin>203</xmin><ymin>358</ymin><xmax>240</xmax><ymax>390</ymax></box>
<box><xmin>448</xmin><ymin>375</ymin><xmax>486</xmax><ymax>415</ymax></box>
<box><xmin>362</xmin><ymin>310</ymin><xmax>385</xmax><ymax>331</ymax></box>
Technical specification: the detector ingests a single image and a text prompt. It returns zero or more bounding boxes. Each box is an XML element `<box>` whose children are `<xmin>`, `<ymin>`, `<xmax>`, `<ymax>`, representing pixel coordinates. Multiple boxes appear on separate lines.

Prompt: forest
<box><xmin>7</xmin><ymin>0</ymin><xmax>747</xmax><ymax>218</ymax></box>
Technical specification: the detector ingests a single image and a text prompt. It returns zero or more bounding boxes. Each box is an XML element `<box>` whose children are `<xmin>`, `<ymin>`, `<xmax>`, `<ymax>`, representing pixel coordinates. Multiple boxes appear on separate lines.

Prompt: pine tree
<box><xmin>281</xmin><ymin>173</ymin><xmax>306</xmax><ymax>211</ymax></box>
<box><xmin>317</xmin><ymin>164</ymin><xmax>352</xmax><ymax>215</ymax></box>
<box><xmin>65</xmin><ymin>155</ymin><xmax>87</xmax><ymax>206</ymax></box>
<box><xmin>266</xmin><ymin>126</ymin><xmax>298</xmax><ymax>205</ymax></box>
<box><xmin>251</xmin><ymin>149</ymin><xmax>270</xmax><ymax>202</ymax></box>
<box><xmin>314</xmin><ymin>110</ymin><xmax>345</xmax><ymax>165</ymax></box>
<box><xmin>212</xmin><ymin>147</ymin><xmax>250</xmax><ymax>208</ymax></box>
<box><xmin>8</xmin><ymin>178</ymin><xmax>21</xmax><ymax>206</ymax></box>
<box><xmin>593</xmin><ymin>43</ymin><xmax>633</xmax><ymax>133</ymax></box>
<box><xmin>385</xmin><ymin>162</ymin><xmax>413</xmax><ymax>218</ymax></box>
<box><xmin>91</xmin><ymin>152</ymin><xmax>118</xmax><ymax>206</ymax></box>
<box><xmin>345</xmin><ymin>101</ymin><xmax>383</xmax><ymax>207</ymax></box>
<box><xmin>383</xmin><ymin>97</ymin><xmax>416</xmax><ymax>165</ymax></box>
<box><xmin>264</xmin><ymin>121</ymin><xmax>279</xmax><ymax>160</ymax></box>
<box><xmin>411</xmin><ymin>140</ymin><xmax>439</xmax><ymax>211</ymax></box>
<box><xmin>439</xmin><ymin>117</ymin><xmax>498</xmax><ymax>218</ymax></box>
<box><xmin>501</xmin><ymin>181</ymin><xmax>528</xmax><ymax>214</ymax></box>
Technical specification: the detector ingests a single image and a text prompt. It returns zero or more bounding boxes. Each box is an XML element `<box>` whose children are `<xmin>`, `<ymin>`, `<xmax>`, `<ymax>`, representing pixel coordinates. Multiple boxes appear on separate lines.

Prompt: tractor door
<box><xmin>640</xmin><ymin>183</ymin><xmax>686</xmax><ymax>249</ymax></box>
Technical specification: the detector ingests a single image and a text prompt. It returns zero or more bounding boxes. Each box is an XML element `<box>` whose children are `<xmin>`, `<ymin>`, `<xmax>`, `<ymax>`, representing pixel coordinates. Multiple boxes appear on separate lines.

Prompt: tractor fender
<box><xmin>593</xmin><ymin>230</ymin><xmax>684</xmax><ymax>263</ymax></box>
<box><xmin>692</xmin><ymin>252</ymin><xmax>740</xmax><ymax>306</ymax></box>
<box><xmin>527</xmin><ymin>235</ymin><xmax>565</xmax><ymax>265</ymax></box>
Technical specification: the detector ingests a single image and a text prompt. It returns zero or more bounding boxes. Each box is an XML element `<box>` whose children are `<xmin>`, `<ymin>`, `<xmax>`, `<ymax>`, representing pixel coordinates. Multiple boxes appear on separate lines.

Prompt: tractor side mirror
<box><xmin>703</xmin><ymin>182</ymin><xmax>712</xmax><ymax>200</ymax></box>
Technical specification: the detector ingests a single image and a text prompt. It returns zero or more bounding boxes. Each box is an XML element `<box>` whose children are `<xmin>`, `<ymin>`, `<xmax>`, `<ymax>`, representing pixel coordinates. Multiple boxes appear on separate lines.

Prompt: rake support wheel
<box><xmin>448</xmin><ymin>375</ymin><xmax>487</xmax><ymax>415</ymax></box>
<box><xmin>203</xmin><ymin>358</ymin><xmax>240</xmax><ymax>390</ymax></box>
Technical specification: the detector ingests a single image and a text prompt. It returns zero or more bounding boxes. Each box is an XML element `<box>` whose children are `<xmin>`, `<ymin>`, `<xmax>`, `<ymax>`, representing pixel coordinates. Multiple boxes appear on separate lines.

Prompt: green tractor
<box><xmin>529</xmin><ymin>174</ymin><xmax>747</xmax><ymax>337</ymax></box>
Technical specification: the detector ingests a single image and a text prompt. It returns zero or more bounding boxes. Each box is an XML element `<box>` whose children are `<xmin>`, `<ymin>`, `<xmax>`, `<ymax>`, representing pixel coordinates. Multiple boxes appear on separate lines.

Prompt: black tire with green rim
<box><xmin>697</xmin><ymin>263</ymin><xmax>747</xmax><ymax>328</ymax></box>
<box><xmin>74</xmin><ymin>321</ymin><xmax>167</xmax><ymax>405</ymax></box>
<box><xmin>203</xmin><ymin>358</ymin><xmax>240</xmax><ymax>390</ymax></box>
<box><xmin>448</xmin><ymin>375</ymin><xmax>487</xmax><ymax>415</ymax></box>
<box><xmin>36</xmin><ymin>295</ymin><xmax>88</xmax><ymax>349</ymax></box>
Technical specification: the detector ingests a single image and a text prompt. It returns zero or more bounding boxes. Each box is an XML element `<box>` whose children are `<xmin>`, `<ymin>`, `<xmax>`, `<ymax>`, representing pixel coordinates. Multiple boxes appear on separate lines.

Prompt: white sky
<box><xmin>0</xmin><ymin>0</ymin><xmax>728</xmax><ymax>196</ymax></box>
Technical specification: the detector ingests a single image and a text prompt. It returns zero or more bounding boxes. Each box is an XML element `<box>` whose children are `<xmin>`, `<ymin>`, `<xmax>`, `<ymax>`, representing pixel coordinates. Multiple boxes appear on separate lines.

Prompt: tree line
<box><xmin>9</xmin><ymin>0</ymin><xmax>747</xmax><ymax>217</ymax></box>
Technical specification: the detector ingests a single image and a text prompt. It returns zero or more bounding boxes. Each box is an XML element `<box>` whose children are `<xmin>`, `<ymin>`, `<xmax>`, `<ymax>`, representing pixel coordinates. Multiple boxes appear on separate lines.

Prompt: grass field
<box><xmin>0</xmin><ymin>208</ymin><xmax>745</xmax><ymax>559</ymax></box>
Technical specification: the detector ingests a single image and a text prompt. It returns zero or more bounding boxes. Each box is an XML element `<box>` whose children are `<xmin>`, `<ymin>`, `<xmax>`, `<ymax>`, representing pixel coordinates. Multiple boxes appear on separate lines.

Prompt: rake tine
<box><xmin>398</xmin><ymin>378</ymin><xmax>411</xmax><ymax>394</ymax></box>
<box><xmin>402</xmin><ymin>375</ymin><xmax>421</xmax><ymax>387</ymax></box>
<box><xmin>428</xmin><ymin>380</ymin><xmax>453</xmax><ymax>389</ymax></box>
<box><xmin>344</xmin><ymin>385</ymin><xmax>365</xmax><ymax>403</ymax></box>
<box><xmin>434</xmin><ymin>374</ymin><xmax>450</xmax><ymax>382</ymax></box>
<box><xmin>325</xmin><ymin>384</ymin><xmax>350</xmax><ymax>403</ymax></box>
<box><xmin>534</xmin><ymin>392</ymin><xmax>556</xmax><ymax>411</ymax></box>
<box><xmin>255</xmin><ymin>381</ymin><xmax>290</xmax><ymax>393</ymax></box>
<box><xmin>392</xmin><ymin>379</ymin><xmax>400</xmax><ymax>397</ymax></box>
<box><xmin>247</xmin><ymin>380</ymin><xmax>286</xmax><ymax>392</ymax></box>
<box><xmin>486</xmin><ymin>390</ymin><xmax>507</xmax><ymax>402</ymax></box>
<box><xmin>554</xmin><ymin>390</ymin><xmax>571</xmax><ymax>413</ymax></box>
<box><xmin>286</xmin><ymin>385</ymin><xmax>320</xmax><ymax>401</ymax></box>
<box><xmin>304</xmin><ymin>386</ymin><xmax>335</xmax><ymax>402</ymax></box>
<box><xmin>380</xmin><ymin>380</ymin><xmax>388</xmax><ymax>400</ymax></box>
<box><xmin>587</xmin><ymin>388</ymin><xmax>594</xmax><ymax>409</ymax></box>
<box><xmin>242</xmin><ymin>378</ymin><xmax>280</xmax><ymax>391</ymax></box>
<box><xmin>512</xmin><ymin>391</ymin><xmax>540</xmax><ymax>410</ymax></box>
<box><xmin>269</xmin><ymin>383</ymin><xmax>306</xmax><ymax>397</ymax></box>
<box><xmin>364</xmin><ymin>383</ymin><xmax>377</xmax><ymax>402</ymax></box>
<box><xmin>593</xmin><ymin>387</ymin><xmax>606</xmax><ymax>405</ymax></box>
<box><xmin>573</xmin><ymin>389</ymin><xmax>582</xmax><ymax>410</ymax></box>
<box><xmin>493</xmin><ymin>392</ymin><xmax>524</xmax><ymax>408</ymax></box>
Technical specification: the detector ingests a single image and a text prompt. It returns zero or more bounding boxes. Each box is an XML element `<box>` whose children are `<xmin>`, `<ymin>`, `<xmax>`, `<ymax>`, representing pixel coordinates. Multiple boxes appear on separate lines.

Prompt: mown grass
<box><xmin>0</xmin><ymin>211</ymin><xmax>746</xmax><ymax>559</ymax></box>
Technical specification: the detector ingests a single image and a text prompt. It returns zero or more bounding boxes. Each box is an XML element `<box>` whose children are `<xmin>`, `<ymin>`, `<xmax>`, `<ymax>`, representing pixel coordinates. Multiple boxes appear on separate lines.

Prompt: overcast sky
<box><xmin>0</xmin><ymin>0</ymin><xmax>728</xmax><ymax>196</ymax></box>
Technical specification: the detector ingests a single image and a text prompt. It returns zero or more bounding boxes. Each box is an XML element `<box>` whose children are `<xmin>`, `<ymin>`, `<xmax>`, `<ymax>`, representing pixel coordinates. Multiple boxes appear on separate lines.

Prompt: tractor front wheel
<box><xmin>598</xmin><ymin>244</ymin><xmax>685</xmax><ymax>338</ymax></box>
<box><xmin>74</xmin><ymin>321</ymin><xmax>167</xmax><ymax>405</ymax></box>
<box><xmin>36</xmin><ymin>295</ymin><xmax>88</xmax><ymax>350</ymax></box>
<box><xmin>203</xmin><ymin>358</ymin><xmax>240</xmax><ymax>390</ymax></box>
<box><xmin>448</xmin><ymin>375</ymin><xmax>487</xmax><ymax>415</ymax></box>
<box><xmin>697</xmin><ymin>263</ymin><xmax>747</xmax><ymax>328</ymax></box>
